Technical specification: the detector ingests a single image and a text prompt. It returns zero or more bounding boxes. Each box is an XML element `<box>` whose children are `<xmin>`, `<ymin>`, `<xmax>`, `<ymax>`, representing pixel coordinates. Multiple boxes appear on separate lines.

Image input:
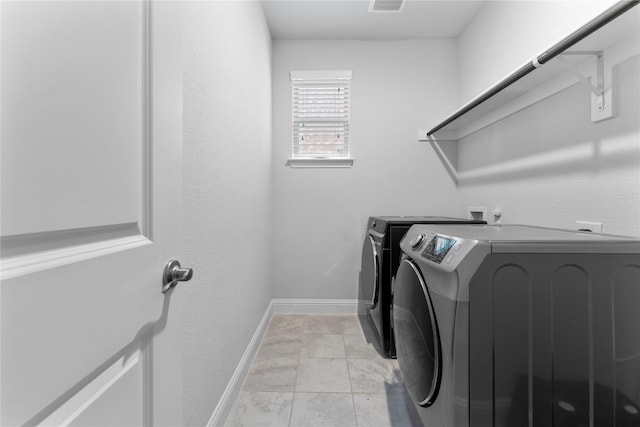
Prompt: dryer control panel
<box><xmin>401</xmin><ymin>227</ymin><xmax>479</xmax><ymax>272</ymax></box>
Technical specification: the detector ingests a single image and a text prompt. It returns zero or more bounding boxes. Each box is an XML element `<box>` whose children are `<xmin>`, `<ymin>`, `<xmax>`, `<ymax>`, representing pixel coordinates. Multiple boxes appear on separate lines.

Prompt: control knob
<box><xmin>409</xmin><ymin>234</ymin><xmax>426</xmax><ymax>249</ymax></box>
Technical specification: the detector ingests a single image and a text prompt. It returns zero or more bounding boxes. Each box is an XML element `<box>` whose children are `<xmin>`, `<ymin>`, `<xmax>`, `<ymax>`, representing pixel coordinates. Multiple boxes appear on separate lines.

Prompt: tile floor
<box><xmin>224</xmin><ymin>314</ymin><xmax>421</xmax><ymax>427</ymax></box>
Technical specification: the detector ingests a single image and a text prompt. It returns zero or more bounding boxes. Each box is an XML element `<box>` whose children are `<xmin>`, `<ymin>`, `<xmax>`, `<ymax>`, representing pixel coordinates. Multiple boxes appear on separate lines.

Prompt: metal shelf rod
<box><xmin>427</xmin><ymin>0</ymin><xmax>639</xmax><ymax>137</ymax></box>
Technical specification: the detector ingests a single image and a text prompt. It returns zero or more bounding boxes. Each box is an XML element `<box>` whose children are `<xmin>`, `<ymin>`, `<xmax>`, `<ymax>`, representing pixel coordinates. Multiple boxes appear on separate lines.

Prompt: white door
<box><xmin>1</xmin><ymin>1</ymin><xmax>184</xmax><ymax>426</ymax></box>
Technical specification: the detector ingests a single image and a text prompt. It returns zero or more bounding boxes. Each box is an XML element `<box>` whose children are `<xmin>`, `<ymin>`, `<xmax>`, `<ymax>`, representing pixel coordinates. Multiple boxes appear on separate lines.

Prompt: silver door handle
<box><xmin>162</xmin><ymin>259</ymin><xmax>193</xmax><ymax>293</ymax></box>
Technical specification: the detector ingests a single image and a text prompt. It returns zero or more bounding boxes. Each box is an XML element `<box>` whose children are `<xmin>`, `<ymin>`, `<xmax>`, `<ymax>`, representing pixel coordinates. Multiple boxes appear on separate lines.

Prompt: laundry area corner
<box><xmin>1</xmin><ymin>1</ymin><xmax>639</xmax><ymax>426</ymax></box>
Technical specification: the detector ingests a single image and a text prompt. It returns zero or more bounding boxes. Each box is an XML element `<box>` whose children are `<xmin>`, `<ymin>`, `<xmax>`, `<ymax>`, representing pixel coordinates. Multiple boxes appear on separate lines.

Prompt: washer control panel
<box><xmin>422</xmin><ymin>234</ymin><xmax>457</xmax><ymax>264</ymax></box>
<box><xmin>401</xmin><ymin>227</ymin><xmax>478</xmax><ymax>272</ymax></box>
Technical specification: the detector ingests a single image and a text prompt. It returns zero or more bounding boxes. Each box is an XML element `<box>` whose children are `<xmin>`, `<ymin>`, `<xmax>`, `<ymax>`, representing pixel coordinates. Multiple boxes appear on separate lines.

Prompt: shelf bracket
<box><xmin>557</xmin><ymin>50</ymin><xmax>614</xmax><ymax>122</ymax></box>
<box><xmin>557</xmin><ymin>51</ymin><xmax>603</xmax><ymax>97</ymax></box>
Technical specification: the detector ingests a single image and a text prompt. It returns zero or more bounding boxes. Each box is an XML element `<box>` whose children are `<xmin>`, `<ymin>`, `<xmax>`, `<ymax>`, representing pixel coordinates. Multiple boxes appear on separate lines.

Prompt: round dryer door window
<box><xmin>393</xmin><ymin>258</ymin><xmax>441</xmax><ymax>406</ymax></box>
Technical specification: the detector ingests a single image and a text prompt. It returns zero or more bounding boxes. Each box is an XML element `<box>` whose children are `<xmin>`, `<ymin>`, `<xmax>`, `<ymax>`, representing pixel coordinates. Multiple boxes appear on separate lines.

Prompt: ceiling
<box><xmin>262</xmin><ymin>0</ymin><xmax>487</xmax><ymax>40</ymax></box>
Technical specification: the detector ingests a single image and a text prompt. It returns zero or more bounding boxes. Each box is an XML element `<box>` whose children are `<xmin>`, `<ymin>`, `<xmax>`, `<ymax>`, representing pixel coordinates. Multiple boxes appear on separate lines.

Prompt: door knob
<box><xmin>162</xmin><ymin>259</ymin><xmax>193</xmax><ymax>293</ymax></box>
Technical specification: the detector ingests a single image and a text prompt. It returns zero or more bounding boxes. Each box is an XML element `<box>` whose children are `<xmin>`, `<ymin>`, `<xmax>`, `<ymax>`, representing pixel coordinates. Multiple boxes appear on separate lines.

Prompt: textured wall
<box><xmin>182</xmin><ymin>2</ymin><xmax>272</xmax><ymax>426</ymax></box>
<box><xmin>454</xmin><ymin>55</ymin><xmax>640</xmax><ymax>235</ymax></box>
<box><xmin>454</xmin><ymin>0</ymin><xmax>640</xmax><ymax>236</ymax></box>
<box><xmin>271</xmin><ymin>40</ymin><xmax>460</xmax><ymax>300</ymax></box>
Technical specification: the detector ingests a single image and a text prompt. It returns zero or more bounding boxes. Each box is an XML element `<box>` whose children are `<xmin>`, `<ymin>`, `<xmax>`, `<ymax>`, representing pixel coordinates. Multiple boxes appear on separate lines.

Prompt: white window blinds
<box><xmin>290</xmin><ymin>70</ymin><xmax>352</xmax><ymax>159</ymax></box>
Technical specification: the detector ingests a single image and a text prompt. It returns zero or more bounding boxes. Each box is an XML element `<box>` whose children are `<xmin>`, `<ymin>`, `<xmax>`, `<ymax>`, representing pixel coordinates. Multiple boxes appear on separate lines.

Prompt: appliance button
<box><xmin>409</xmin><ymin>234</ymin><xmax>426</xmax><ymax>249</ymax></box>
<box><xmin>446</xmin><ymin>253</ymin><xmax>455</xmax><ymax>264</ymax></box>
<box><xmin>454</xmin><ymin>245</ymin><xmax>462</xmax><ymax>251</ymax></box>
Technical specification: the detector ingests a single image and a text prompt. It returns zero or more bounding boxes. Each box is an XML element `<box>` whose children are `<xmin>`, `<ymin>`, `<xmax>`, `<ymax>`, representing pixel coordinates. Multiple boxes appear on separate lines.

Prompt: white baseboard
<box><xmin>207</xmin><ymin>298</ymin><xmax>365</xmax><ymax>426</ymax></box>
<box><xmin>207</xmin><ymin>300</ymin><xmax>273</xmax><ymax>427</ymax></box>
<box><xmin>272</xmin><ymin>298</ymin><xmax>363</xmax><ymax>315</ymax></box>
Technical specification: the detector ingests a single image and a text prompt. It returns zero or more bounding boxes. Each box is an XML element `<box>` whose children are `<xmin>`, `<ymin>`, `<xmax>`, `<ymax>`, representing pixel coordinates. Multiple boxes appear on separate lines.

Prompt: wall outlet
<box><xmin>576</xmin><ymin>220</ymin><xmax>603</xmax><ymax>233</ymax></box>
<box><xmin>468</xmin><ymin>207</ymin><xmax>486</xmax><ymax>222</ymax></box>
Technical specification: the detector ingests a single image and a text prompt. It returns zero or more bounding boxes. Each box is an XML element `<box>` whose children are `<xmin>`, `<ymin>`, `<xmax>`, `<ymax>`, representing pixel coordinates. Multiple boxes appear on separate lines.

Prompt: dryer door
<box><xmin>359</xmin><ymin>234</ymin><xmax>380</xmax><ymax>309</ymax></box>
<box><xmin>393</xmin><ymin>258</ymin><xmax>441</xmax><ymax>406</ymax></box>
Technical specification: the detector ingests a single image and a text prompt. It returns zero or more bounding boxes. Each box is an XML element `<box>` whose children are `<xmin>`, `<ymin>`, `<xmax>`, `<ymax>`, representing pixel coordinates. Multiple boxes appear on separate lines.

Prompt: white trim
<box><xmin>207</xmin><ymin>301</ymin><xmax>274</xmax><ymax>427</ymax></box>
<box><xmin>290</xmin><ymin>70</ymin><xmax>352</xmax><ymax>81</ymax></box>
<box><xmin>272</xmin><ymin>298</ymin><xmax>361</xmax><ymax>314</ymax></box>
<box><xmin>286</xmin><ymin>158</ymin><xmax>354</xmax><ymax>168</ymax></box>
<box><xmin>0</xmin><ymin>235</ymin><xmax>152</xmax><ymax>280</ymax></box>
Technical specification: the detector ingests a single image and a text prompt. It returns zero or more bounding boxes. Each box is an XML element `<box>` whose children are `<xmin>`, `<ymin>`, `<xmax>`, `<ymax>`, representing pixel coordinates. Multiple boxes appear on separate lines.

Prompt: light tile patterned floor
<box><xmin>224</xmin><ymin>314</ymin><xmax>421</xmax><ymax>427</ymax></box>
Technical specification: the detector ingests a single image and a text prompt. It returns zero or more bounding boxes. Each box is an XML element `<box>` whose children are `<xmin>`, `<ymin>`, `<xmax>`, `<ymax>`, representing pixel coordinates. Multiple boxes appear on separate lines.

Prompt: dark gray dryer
<box><xmin>358</xmin><ymin>216</ymin><xmax>484</xmax><ymax>357</ymax></box>
<box><xmin>393</xmin><ymin>224</ymin><xmax>640</xmax><ymax>427</ymax></box>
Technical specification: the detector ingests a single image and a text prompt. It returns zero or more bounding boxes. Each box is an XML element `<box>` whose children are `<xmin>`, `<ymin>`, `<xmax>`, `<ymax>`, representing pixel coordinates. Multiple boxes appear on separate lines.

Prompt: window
<box><xmin>288</xmin><ymin>70</ymin><xmax>353</xmax><ymax>167</ymax></box>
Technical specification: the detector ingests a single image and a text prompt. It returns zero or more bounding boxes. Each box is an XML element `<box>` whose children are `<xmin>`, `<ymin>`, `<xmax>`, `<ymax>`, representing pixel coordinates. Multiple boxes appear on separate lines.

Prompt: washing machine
<box><xmin>392</xmin><ymin>224</ymin><xmax>640</xmax><ymax>427</ymax></box>
<box><xmin>358</xmin><ymin>216</ymin><xmax>485</xmax><ymax>357</ymax></box>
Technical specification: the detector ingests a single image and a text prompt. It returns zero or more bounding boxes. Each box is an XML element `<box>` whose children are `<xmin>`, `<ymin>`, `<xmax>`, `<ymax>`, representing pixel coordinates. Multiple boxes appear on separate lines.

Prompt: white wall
<box><xmin>271</xmin><ymin>2</ymin><xmax>640</xmax><ymax>305</ymax></box>
<box><xmin>454</xmin><ymin>1</ymin><xmax>640</xmax><ymax>235</ymax></box>
<box><xmin>272</xmin><ymin>40</ymin><xmax>459</xmax><ymax>299</ymax></box>
<box><xmin>182</xmin><ymin>2</ymin><xmax>272</xmax><ymax>426</ymax></box>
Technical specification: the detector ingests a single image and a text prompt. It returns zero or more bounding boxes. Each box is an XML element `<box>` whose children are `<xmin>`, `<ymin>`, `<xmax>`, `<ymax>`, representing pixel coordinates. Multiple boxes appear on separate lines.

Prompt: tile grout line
<box><xmin>288</xmin><ymin>316</ymin><xmax>305</xmax><ymax>427</ymax></box>
<box><xmin>343</xmin><ymin>329</ymin><xmax>360</xmax><ymax>427</ymax></box>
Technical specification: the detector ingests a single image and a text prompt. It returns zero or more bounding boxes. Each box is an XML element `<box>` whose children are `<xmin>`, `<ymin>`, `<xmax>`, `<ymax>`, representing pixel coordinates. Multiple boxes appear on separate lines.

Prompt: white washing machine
<box><xmin>393</xmin><ymin>224</ymin><xmax>640</xmax><ymax>427</ymax></box>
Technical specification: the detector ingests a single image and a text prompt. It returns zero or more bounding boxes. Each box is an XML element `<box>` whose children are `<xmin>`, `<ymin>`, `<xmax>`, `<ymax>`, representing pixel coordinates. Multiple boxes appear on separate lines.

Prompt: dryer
<box><xmin>393</xmin><ymin>224</ymin><xmax>640</xmax><ymax>427</ymax></box>
<box><xmin>358</xmin><ymin>216</ymin><xmax>484</xmax><ymax>357</ymax></box>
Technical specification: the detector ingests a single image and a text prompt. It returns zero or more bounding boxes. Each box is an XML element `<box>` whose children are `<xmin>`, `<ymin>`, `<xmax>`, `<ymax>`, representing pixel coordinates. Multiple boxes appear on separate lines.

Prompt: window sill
<box><xmin>286</xmin><ymin>158</ymin><xmax>354</xmax><ymax>168</ymax></box>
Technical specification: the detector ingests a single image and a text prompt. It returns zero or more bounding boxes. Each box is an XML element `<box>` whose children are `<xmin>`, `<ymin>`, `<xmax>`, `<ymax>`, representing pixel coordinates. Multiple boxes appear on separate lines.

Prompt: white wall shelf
<box><xmin>420</xmin><ymin>1</ymin><xmax>640</xmax><ymax>145</ymax></box>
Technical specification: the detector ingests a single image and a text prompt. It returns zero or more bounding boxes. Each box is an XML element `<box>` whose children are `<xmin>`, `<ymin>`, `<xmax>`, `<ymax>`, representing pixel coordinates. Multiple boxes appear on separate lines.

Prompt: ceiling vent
<box><xmin>368</xmin><ymin>0</ymin><xmax>406</xmax><ymax>13</ymax></box>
